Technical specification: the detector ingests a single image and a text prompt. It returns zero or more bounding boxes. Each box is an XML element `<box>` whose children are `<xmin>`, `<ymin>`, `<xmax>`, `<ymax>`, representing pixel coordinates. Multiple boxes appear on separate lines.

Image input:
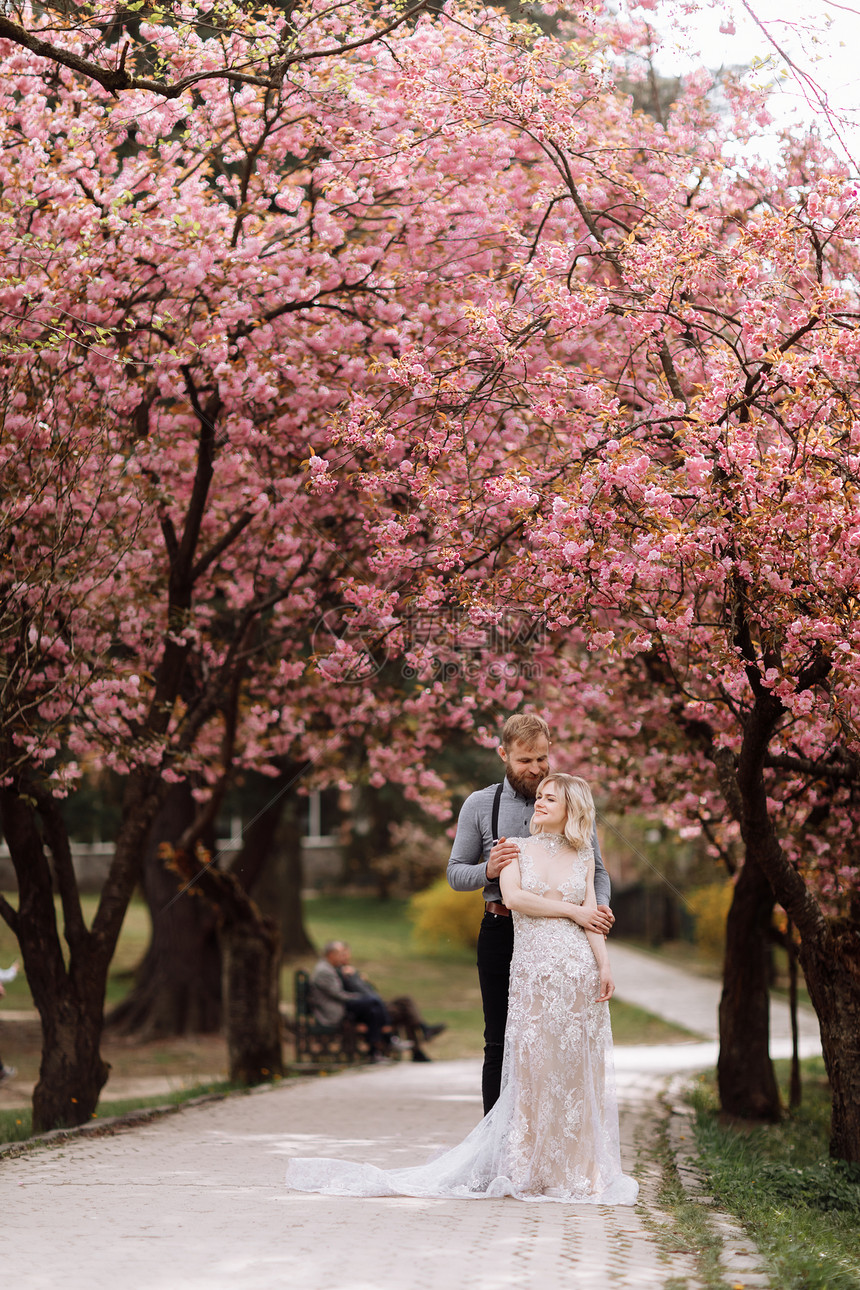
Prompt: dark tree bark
<box><xmin>236</xmin><ymin>777</ymin><xmax>315</xmax><ymax>958</ymax></box>
<box><xmin>0</xmin><ymin>791</ymin><xmax>108</xmax><ymax>1129</ymax></box>
<box><xmin>0</xmin><ymin>773</ymin><xmax>166</xmax><ymax>1132</ymax></box>
<box><xmin>170</xmin><ymin>851</ymin><xmax>284</xmax><ymax>1084</ymax></box>
<box><xmin>798</xmin><ymin>904</ymin><xmax>860</xmax><ymax>1160</ymax></box>
<box><xmin>785</xmin><ymin>921</ymin><xmax>802</xmax><ymax>1110</ymax></box>
<box><xmin>221</xmin><ymin>914</ymin><xmax>283</xmax><ymax>1084</ymax></box>
<box><xmin>110</xmin><ymin>768</ymin><xmax>315</xmax><ymax>1039</ymax></box>
<box><xmin>732</xmin><ymin>672</ymin><xmax>860</xmax><ymax>1160</ymax></box>
<box><xmin>745</xmin><ymin>804</ymin><xmax>860</xmax><ymax>1158</ymax></box>
<box><xmin>108</xmin><ymin>784</ymin><xmax>222</xmax><ymax>1039</ymax></box>
<box><xmin>718</xmin><ymin>854</ymin><xmax>782</xmax><ymax>1121</ymax></box>
<box><xmin>646</xmin><ymin>651</ymin><xmax>785</xmax><ymax>1123</ymax></box>
<box><xmin>703</xmin><ymin>742</ymin><xmax>782</xmax><ymax>1121</ymax></box>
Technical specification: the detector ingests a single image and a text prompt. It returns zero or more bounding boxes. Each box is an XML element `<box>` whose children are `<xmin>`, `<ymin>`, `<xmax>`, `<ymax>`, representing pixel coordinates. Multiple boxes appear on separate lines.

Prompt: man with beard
<box><xmin>447</xmin><ymin>714</ymin><xmax>614</xmax><ymax>1113</ymax></box>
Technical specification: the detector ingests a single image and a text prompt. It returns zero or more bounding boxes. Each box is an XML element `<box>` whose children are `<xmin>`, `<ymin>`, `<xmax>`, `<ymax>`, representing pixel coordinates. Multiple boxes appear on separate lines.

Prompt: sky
<box><xmin>623</xmin><ymin>0</ymin><xmax>860</xmax><ymax>163</ymax></box>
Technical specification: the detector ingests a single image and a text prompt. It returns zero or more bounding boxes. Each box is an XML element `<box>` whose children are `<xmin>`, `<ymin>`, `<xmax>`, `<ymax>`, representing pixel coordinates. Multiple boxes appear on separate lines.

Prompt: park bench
<box><xmin>291</xmin><ymin>968</ymin><xmax>372</xmax><ymax>1065</ymax></box>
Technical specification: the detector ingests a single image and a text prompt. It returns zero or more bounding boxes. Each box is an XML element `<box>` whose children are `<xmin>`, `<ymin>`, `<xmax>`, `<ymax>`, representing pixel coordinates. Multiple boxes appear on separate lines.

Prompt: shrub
<box><xmin>756</xmin><ymin>1161</ymin><xmax>860</xmax><ymax>1214</ymax></box>
<box><xmin>686</xmin><ymin>881</ymin><xmax>733</xmax><ymax>959</ymax></box>
<box><xmin>408</xmin><ymin>876</ymin><xmax>485</xmax><ymax>951</ymax></box>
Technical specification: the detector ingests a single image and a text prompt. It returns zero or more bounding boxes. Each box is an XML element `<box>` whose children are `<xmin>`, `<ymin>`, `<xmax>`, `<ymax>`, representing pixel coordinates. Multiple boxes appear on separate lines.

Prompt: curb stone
<box><xmin>664</xmin><ymin>1074</ymin><xmax>772</xmax><ymax>1289</ymax></box>
<box><xmin>0</xmin><ymin>1089</ymin><xmax>241</xmax><ymax>1162</ymax></box>
<box><xmin>0</xmin><ymin>1075</ymin><xmax>328</xmax><ymax>1163</ymax></box>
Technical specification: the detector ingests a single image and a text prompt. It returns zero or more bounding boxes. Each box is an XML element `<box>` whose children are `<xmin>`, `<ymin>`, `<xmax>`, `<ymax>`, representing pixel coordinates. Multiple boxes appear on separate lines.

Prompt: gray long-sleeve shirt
<box><xmin>446</xmin><ymin>777</ymin><xmax>611</xmax><ymax>907</ymax></box>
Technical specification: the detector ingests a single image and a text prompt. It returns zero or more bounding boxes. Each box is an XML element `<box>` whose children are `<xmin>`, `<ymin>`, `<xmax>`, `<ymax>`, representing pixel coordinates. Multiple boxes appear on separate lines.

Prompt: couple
<box><xmin>285</xmin><ymin>714</ymin><xmax>637</xmax><ymax>1205</ymax></box>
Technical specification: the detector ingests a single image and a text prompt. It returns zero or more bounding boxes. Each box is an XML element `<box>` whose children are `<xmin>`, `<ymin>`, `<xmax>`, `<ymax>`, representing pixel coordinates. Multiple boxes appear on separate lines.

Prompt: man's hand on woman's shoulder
<box><xmin>487</xmin><ymin>837</ymin><xmax>519</xmax><ymax>880</ymax></box>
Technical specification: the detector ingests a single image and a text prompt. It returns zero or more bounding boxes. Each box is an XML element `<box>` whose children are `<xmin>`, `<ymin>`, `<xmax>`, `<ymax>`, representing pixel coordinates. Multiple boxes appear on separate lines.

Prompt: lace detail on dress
<box><xmin>284</xmin><ymin>834</ymin><xmax>637</xmax><ymax>1206</ymax></box>
<box><xmin>517</xmin><ymin>833</ymin><xmax>592</xmax><ymax>902</ymax></box>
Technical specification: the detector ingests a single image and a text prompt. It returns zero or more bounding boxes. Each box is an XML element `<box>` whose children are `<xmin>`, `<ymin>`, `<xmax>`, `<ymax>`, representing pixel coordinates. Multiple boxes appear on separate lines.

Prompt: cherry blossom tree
<box><xmin>0</xmin><ymin>0</ymin><xmax>546</xmax><ymax>1128</ymax></box>
<box><xmin>335</xmin><ymin>18</ymin><xmax>860</xmax><ymax>1153</ymax></box>
<box><xmin>4</xmin><ymin>0</ymin><xmax>859</xmax><ymax>1156</ymax></box>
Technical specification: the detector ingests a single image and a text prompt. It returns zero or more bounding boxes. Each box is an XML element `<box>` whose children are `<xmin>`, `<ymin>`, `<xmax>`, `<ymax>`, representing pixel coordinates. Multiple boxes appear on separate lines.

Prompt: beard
<box><xmin>505</xmin><ymin>765</ymin><xmax>547</xmax><ymax>802</ymax></box>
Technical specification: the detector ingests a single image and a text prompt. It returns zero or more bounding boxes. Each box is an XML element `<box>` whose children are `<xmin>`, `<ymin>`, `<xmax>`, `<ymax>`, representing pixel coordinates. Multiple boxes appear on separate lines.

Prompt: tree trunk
<box><xmin>221</xmin><ymin>914</ymin><xmax>283</xmax><ymax>1084</ymax></box>
<box><xmin>0</xmin><ymin>774</ymin><xmax>165</xmax><ymax>1131</ymax></box>
<box><xmin>231</xmin><ymin>765</ymin><xmax>315</xmax><ymax>957</ymax></box>
<box><xmin>797</xmin><ymin>918</ymin><xmax>860</xmax><ymax>1160</ymax></box>
<box><xmin>108</xmin><ymin>784</ymin><xmax>222</xmax><ymax>1039</ymax></box>
<box><xmin>717</xmin><ymin>854</ymin><xmax>782</xmax><ymax>1121</ymax></box>
<box><xmin>32</xmin><ymin>989</ymin><xmax>110</xmax><ymax>1132</ymax></box>
<box><xmin>744</xmin><ymin>816</ymin><xmax>860</xmax><ymax>1159</ymax></box>
<box><xmin>0</xmin><ymin>789</ymin><xmax>109</xmax><ymax>1129</ymax></box>
<box><xmin>732</xmin><ymin>681</ymin><xmax>860</xmax><ymax>1160</ymax></box>
<box><xmin>172</xmin><ymin>851</ymin><xmax>284</xmax><ymax>1084</ymax></box>
<box><xmin>110</xmin><ymin>769</ymin><xmax>315</xmax><ymax>1036</ymax></box>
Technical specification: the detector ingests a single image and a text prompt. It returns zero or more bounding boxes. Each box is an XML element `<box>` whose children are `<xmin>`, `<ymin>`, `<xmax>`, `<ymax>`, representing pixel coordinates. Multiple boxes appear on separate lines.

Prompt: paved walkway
<box><xmin>611</xmin><ymin>943</ymin><xmax>822</xmax><ymax>1058</ymax></box>
<box><xmin>0</xmin><ymin>945</ymin><xmax>821</xmax><ymax>1290</ymax></box>
<box><xmin>3</xmin><ymin>1061</ymin><xmax>699</xmax><ymax>1290</ymax></box>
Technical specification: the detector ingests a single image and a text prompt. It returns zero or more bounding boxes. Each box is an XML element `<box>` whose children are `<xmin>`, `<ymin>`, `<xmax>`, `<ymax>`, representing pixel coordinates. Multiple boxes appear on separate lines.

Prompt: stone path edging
<box><xmin>0</xmin><ymin>1081</ymin><xmax>282</xmax><ymax>1163</ymax></box>
<box><xmin>0</xmin><ymin>1092</ymin><xmax>220</xmax><ymax>1163</ymax></box>
<box><xmin>664</xmin><ymin>1073</ymin><xmax>771</xmax><ymax>1289</ymax></box>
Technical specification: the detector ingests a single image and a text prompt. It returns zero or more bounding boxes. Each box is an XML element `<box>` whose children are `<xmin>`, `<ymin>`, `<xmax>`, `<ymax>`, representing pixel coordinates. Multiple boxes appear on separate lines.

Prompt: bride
<box><xmin>285</xmin><ymin>773</ymin><xmax>638</xmax><ymax>1205</ymax></box>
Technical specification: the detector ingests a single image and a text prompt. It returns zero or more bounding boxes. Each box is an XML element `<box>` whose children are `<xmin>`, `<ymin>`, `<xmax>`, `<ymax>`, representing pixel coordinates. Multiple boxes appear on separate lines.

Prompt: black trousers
<box><xmin>344</xmin><ymin>996</ymin><xmax>389</xmax><ymax>1050</ymax></box>
<box><xmin>476</xmin><ymin>910</ymin><xmax>515</xmax><ymax>1115</ymax></box>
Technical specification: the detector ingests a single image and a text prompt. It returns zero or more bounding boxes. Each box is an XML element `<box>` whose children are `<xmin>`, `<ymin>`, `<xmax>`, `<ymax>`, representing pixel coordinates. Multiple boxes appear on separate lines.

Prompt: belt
<box><xmin>485</xmin><ymin>901</ymin><xmax>511</xmax><ymax>918</ymax></box>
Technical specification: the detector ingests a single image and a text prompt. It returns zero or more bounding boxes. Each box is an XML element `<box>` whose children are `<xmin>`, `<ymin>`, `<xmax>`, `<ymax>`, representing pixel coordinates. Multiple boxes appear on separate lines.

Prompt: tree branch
<box><xmin>0</xmin><ymin>891</ymin><xmax>19</xmax><ymax>935</ymax></box>
<box><xmin>35</xmin><ymin>789</ymin><xmax>90</xmax><ymax>956</ymax></box>
<box><xmin>736</xmin><ymin>698</ymin><xmax>828</xmax><ymax>944</ymax></box>
<box><xmin>765</xmin><ymin>752</ymin><xmax>857</xmax><ymax>782</ymax></box>
<box><xmin>175</xmin><ymin>368</ymin><xmax>222</xmax><ymax>585</ymax></box>
<box><xmin>0</xmin><ymin>3</ymin><xmax>436</xmax><ymax>101</ymax></box>
<box><xmin>191</xmin><ymin>510</ymin><xmax>254</xmax><ymax>584</ymax></box>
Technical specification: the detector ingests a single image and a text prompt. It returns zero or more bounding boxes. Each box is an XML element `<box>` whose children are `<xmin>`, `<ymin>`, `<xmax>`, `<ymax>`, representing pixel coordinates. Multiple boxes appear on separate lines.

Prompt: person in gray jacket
<box><xmin>309</xmin><ymin>941</ymin><xmax>404</xmax><ymax>1063</ymax></box>
<box><xmin>447</xmin><ymin>714</ymin><xmax>614</xmax><ymax>1113</ymax></box>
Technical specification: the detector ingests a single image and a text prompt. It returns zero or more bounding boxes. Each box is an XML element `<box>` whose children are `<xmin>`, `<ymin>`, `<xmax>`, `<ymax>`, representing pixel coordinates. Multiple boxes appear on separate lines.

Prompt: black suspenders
<box><xmin>491</xmin><ymin>781</ymin><xmax>504</xmax><ymax>842</ymax></box>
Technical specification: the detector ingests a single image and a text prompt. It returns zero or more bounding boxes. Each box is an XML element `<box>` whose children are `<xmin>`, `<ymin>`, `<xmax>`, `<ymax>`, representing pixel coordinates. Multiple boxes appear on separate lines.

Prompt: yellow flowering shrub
<box><xmin>408</xmin><ymin>876</ymin><xmax>485</xmax><ymax>951</ymax></box>
<box><xmin>687</xmin><ymin>881</ymin><xmax>734</xmax><ymax>960</ymax></box>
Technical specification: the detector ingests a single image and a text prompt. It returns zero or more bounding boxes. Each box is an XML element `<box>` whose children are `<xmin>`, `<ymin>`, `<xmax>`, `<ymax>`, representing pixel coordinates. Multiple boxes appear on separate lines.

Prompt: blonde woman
<box><xmin>494</xmin><ymin>774</ymin><xmax>631</xmax><ymax>1201</ymax></box>
<box><xmin>285</xmin><ymin>774</ymin><xmax>636</xmax><ymax>1205</ymax></box>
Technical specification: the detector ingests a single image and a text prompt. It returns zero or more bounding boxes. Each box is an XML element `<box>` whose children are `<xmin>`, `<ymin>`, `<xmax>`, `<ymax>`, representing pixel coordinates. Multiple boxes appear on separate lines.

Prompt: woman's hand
<box><xmin>595</xmin><ymin>966</ymin><xmax>614</xmax><ymax>1003</ymax></box>
<box><xmin>567</xmin><ymin>904</ymin><xmax>613</xmax><ymax>935</ymax></box>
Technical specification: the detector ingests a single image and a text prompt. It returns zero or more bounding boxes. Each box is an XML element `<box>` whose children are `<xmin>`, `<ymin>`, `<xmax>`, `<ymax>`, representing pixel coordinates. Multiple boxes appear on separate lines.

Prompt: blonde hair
<box><xmin>501</xmin><ymin>713</ymin><xmax>550</xmax><ymax>750</ymax></box>
<box><xmin>530</xmin><ymin>773</ymin><xmax>595</xmax><ymax>852</ymax></box>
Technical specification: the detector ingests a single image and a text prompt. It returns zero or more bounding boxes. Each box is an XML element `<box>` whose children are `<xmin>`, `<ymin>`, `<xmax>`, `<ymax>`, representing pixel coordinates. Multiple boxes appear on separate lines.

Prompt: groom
<box><xmin>447</xmin><ymin>714</ymin><xmax>614</xmax><ymax>1114</ymax></box>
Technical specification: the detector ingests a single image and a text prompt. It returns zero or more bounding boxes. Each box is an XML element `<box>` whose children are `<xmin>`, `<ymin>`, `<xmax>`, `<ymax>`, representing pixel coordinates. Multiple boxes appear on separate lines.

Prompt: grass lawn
<box><xmin>0</xmin><ymin>892</ymin><xmax>151</xmax><ymax>1008</ymax></box>
<box><xmin>691</xmin><ymin>1058</ymin><xmax>860</xmax><ymax>1290</ymax></box>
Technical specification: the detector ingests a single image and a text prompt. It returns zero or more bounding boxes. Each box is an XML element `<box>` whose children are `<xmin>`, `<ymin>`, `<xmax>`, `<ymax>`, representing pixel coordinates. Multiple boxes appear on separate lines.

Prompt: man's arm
<box><xmin>592</xmin><ymin>825</ymin><xmax>613</xmax><ymax>912</ymax></box>
<box><xmin>339</xmin><ymin>966</ymin><xmax>380</xmax><ymax>1002</ymax></box>
<box><xmin>446</xmin><ymin>793</ymin><xmax>489</xmax><ymax>891</ymax></box>
<box><xmin>311</xmin><ymin>961</ymin><xmax>360</xmax><ymax>1006</ymax></box>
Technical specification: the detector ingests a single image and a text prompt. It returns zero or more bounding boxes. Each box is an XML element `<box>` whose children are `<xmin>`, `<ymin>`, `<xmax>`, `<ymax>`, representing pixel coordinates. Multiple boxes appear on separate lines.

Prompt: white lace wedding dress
<box><xmin>284</xmin><ymin>835</ymin><xmax>638</xmax><ymax>1205</ymax></box>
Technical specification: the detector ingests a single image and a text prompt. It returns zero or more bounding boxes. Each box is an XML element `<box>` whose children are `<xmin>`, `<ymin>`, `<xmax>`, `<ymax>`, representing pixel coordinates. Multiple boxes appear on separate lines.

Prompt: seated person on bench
<box><xmin>309</xmin><ymin>941</ymin><xmax>446</xmax><ymax>1063</ymax></box>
